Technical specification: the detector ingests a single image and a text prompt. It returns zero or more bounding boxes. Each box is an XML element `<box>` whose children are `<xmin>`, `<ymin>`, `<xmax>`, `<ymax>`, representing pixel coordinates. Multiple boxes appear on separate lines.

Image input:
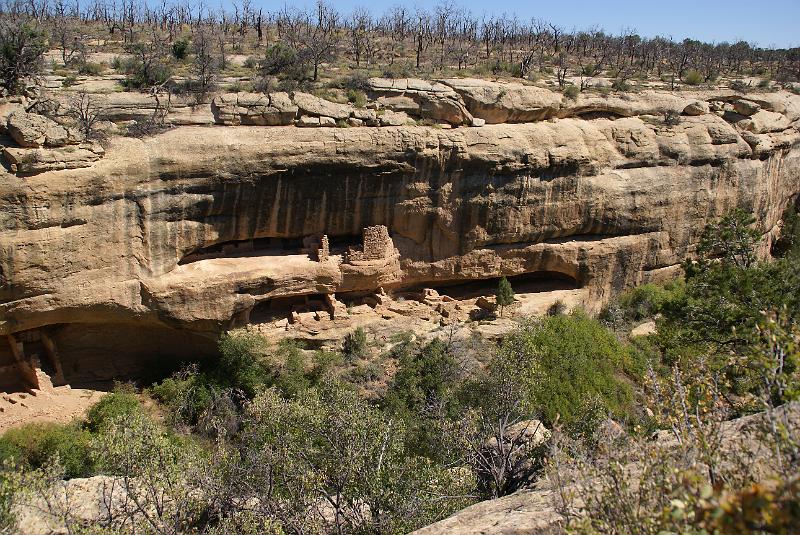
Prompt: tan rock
<box><xmin>733</xmin><ymin>99</ymin><xmax>761</xmax><ymax>116</ymax></box>
<box><xmin>683</xmin><ymin>101</ymin><xmax>709</xmax><ymax>116</ymax></box>
<box><xmin>6</xmin><ymin>111</ymin><xmax>78</xmax><ymax>148</ymax></box>
<box><xmin>292</xmin><ymin>92</ymin><xmax>353</xmax><ymax>120</ymax></box>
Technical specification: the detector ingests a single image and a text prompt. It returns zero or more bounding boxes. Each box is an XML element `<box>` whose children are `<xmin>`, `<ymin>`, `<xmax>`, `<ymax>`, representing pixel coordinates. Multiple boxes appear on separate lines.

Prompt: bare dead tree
<box><xmin>66</xmin><ymin>91</ymin><xmax>106</xmax><ymax>139</ymax></box>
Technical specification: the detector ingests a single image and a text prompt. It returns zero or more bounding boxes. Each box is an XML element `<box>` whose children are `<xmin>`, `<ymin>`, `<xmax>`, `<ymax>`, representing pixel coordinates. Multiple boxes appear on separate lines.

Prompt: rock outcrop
<box><xmin>0</xmin><ymin>84</ymin><xmax>799</xmax><ymax>386</ymax></box>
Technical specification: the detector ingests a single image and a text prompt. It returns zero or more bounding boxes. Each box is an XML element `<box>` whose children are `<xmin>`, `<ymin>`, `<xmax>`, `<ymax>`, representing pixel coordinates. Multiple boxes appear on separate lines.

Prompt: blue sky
<box><xmin>239</xmin><ymin>0</ymin><xmax>799</xmax><ymax>48</ymax></box>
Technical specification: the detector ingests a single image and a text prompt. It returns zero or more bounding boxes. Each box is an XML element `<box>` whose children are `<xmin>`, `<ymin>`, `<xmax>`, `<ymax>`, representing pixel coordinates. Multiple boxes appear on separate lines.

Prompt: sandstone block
<box><xmin>297</xmin><ymin>116</ymin><xmax>321</xmax><ymax>127</ymax></box>
<box><xmin>6</xmin><ymin>111</ymin><xmax>79</xmax><ymax>148</ymax></box>
<box><xmin>733</xmin><ymin>99</ymin><xmax>761</xmax><ymax>116</ymax></box>
<box><xmin>292</xmin><ymin>92</ymin><xmax>353</xmax><ymax>120</ymax></box>
<box><xmin>683</xmin><ymin>101</ymin><xmax>709</xmax><ymax>116</ymax></box>
<box><xmin>379</xmin><ymin>110</ymin><xmax>412</xmax><ymax>126</ymax></box>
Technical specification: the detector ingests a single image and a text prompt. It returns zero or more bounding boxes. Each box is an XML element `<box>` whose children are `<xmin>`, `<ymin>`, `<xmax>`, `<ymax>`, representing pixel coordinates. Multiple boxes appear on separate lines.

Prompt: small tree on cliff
<box><xmin>496</xmin><ymin>277</ymin><xmax>515</xmax><ymax>318</ymax></box>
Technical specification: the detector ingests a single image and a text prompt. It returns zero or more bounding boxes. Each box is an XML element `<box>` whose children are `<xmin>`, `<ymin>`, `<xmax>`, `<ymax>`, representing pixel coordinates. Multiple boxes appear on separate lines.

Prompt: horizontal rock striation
<box><xmin>1</xmin><ymin>83</ymin><xmax>799</xmax><ymax>386</ymax></box>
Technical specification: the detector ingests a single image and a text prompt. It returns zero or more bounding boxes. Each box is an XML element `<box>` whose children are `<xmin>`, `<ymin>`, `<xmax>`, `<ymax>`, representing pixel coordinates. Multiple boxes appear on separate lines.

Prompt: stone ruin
<box><xmin>304</xmin><ymin>234</ymin><xmax>329</xmax><ymax>262</ymax></box>
<box><xmin>345</xmin><ymin>225</ymin><xmax>396</xmax><ymax>263</ymax></box>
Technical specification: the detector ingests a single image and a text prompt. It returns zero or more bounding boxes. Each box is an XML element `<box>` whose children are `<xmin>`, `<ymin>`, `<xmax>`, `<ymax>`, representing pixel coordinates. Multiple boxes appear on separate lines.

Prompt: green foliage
<box><xmin>611</xmin><ymin>78</ymin><xmax>631</xmax><ymax>91</ymax></box>
<box><xmin>387</xmin><ymin>338</ymin><xmax>457</xmax><ymax>414</ymax></box>
<box><xmin>0</xmin><ymin>470</ymin><xmax>15</xmax><ymax>532</ymax></box>
<box><xmin>77</xmin><ymin>61</ymin><xmax>104</xmax><ymax>75</ymax></box>
<box><xmin>260</xmin><ymin>43</ymin><xmax>309</xmax><ymax>82</ymax></box>
<box><xmin>342</xmin><ymin>327</ymin><xmax>368</xmax><ymax>361</ymax></box>
<box><xmin>563</xmin><ymin>84</ymin><xmax>580</xmax><ymax>101</ymax></box>
<box><xmin>242</xmin><ymin>55</ymin><xmax>259</xmax><ymax>69</ymax></box>
<box><xmin>0</xmin><ymin>422</ymin><xmax>93</xmax><ymax>479</ymax></box>
<box><xmin>683</xmin><ymin>69</ymin><xmax>704</xmax><ymax>85</ymax></box>
<box><xmin>495</xmin><ymin>312</ymin><xmax>639</xmax><ymax>429</ymax></box>
<box><xmin>120</xmin><ymin>41</ymin><xmax>173</xmax><ymax>89</ymax></box>
<box><xmin>0</xmin><ymin>21</ymin><xmax>46</xmax><ymax>94</ymax></box>
<box><xmin>171</xmin><ymin>37</ymin><xmax>190</xmax><ymax>60</ymax></box>
<box><xmin>346</xmin><ymin>88</ymin><xmax>367</xmax><ymax>107</ymax></box>
<box><xmin>239</xmin><ymin>382</ymin><xmax>474</xmax><ymax>533</ymax></box>
<box><xmin>85</xmin><ymin>386</ymin><xmax>143</xmax><ymax>433</ymax></box>
<box><xmin>495</xmin><ymin>277</ymin><xmax>515</xmax><ymax>317</ymax></box>
<box><xmin>772</xmin><ymin>203</ymin><xmax>800</xmax><ymax>258</ymax></box>
<box><xmin>217</xmin><ymin>332</ymin><xmax>270</xmax><ymax>398</ymax></box>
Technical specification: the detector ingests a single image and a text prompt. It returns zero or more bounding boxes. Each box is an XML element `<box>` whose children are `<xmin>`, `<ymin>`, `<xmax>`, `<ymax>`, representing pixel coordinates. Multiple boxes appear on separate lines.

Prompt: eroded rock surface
<box><xmin>0</xmin><ymin>85</ymin><xmax>799</xmax><ymax>386</ymax></box>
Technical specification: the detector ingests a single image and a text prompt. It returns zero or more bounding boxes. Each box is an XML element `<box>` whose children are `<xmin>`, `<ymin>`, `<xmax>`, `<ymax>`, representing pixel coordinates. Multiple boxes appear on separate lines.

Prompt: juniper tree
<box><xmin>496</xmin><ymin>277</ymin><xmax>515</xmax><ymax>318</ymax></box>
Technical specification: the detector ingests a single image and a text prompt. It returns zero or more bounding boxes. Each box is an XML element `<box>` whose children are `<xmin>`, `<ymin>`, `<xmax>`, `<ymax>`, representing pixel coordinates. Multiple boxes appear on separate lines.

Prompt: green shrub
<box><xmin>61</xmin><ymin>74</ymin><xmax>77</xmax><ymax>87</ymax></box>
<box><xmin>149</xmin><ymin>366</ymin><xmax>215</xmax><ymax>425</ymax></box>
<box><xmin>683</xmin><ymin>69</ymin><xmax>704</xmax><ymax>85</ymax></box>
<box><xmin>612</xmin><ymin>78</ymin><xmax>631</xmax><ymax>92</ymax></box>
<box><xmin>85</xmin><ymin>387</ymin><xmax>143</xmax><ymax>433</ymax></box>
<box><xmin>342</xmin><ymin>327</ymin><xmax>368</xmax><ymax>361</ymax></box>
<box><xmin>347</xmin><ymin>361</ymin><xmax>385</xmax><ymax>384</ymax></box>
<box><xmin>172</xmin><ymin>38</ymin><xmax>190</xmax><ymax>60</ymax></box>
<box><xmin>218</xmin><ymin>332</ymin><xmax>270</xmax><ymax>398</ymax></box>
<box><xmin>498</xmin><ymin>311</ymin><xmax>640</xmax><ymax>429</ymax></box>
<box><xmin>346</xmin><ymin>89</ymin><xmax>367</xmax><ymax>108</ymax></box>
<box><xmin>616</xmin><ymin>281</ymin><xmax>684</xmax><ymax>322</ymax></box>
<box><xmin>563</xmin><ymin>84</ymin><xmax>580</xmax><ymax>101</ymax></box>
<box><xmin>243</xmin><ymin>55</ymin><xmax>259</xmax><ymax>69</ymax></box>
<box><xmin>77</xmin><ymin>61</ymin><xmax>104</xmax><ymax>75</ymax></box>
<box><xmin>0</xmin><ymin>423</ymin><xmax>93</xmax><ymax>478</ymax></box>
<box><xmin>260</xmin><ymin>43</ymin><xmax>310</xmax><ymax>82</ymax></box>
<box><xmin>387</xmin><ymin>338</ymin><xmax>456</xmax><ymax>413</ymax></box>
<box><xmin>0</xmin><ymin>22</ymin><xmax>47</xmax><ymax>94</ymax></box>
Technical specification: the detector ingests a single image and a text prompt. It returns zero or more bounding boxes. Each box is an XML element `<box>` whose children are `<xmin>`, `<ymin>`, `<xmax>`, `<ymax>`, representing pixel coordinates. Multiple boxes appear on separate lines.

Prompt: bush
<box><xmin>730</xmin><ymin>79</ymin><xmax>750</xmax><ymax>93</ymax></box>
<box><xmin>615</xmin><ymin>281</ymin><xmax>684</xmax><ymax>322</ymax></box>
<box><xmin>85</xmin><ymin>386</ymin><xmax>143</xmax><ymax>432</ymax></box>
<box><xmin>498</xmin><ymin>311</ymin><xmax>641</xmax><ymax>429</ymax></box>
<box><xmin>217</xmin><ymin>332</ymin><xmax>270</xmax><ymax>398</ymax></box>
<box><xmin>0</xmin><ymin>21</ymin><xmax>46</xmax><ymax>94</ymax></box>
<box><xmin>149</xmin><ymin>365</ymin><xmax>215</xmax><ymax>425</ymax></box>
<box><xmin>171</xmin><ymin>38</ymin><xmax>190</xmax><ymax>60</ymax></box>
<box><xmin>563</xmin><ymin>84</ymin><xmax>580</xmax><ymax>101</ymax></box>
<box><xmin>77</xmin><ymin>61</ymin><xmax>104</xmax><ymax>75</ymax></box>
<box><xmin>346</xmin><ymin>89</ymin><xmax>367</xmax><ymax>107</ymax></box>
<box><xmin>683</xmin><ymin>69</ymin><xmax>704</xmax><ymax>85</ymax></box>
<box><xmin>242</xmin><ymin>55</ymin><xmax>259</xmax><ymax>69</ymax></box>
<box><xmin>342</xmin><ymin>327</ymin><xmax>368</xmax><ymax>361</ymax></box>
<box><xmin>387</xmin><ymin>338</ymin><xmax>457</xmax><ymax>413</ymax></box>
<box><xmin>0</xmin><ymin>423</ymin><xmax>93</xmax><ymax>478</ymax></box>
<box><xmin>611</xmin><ymin>78</ymin><xmax>631</xmax><ymax>92</ymax></box>
<box><xmin>260</xmin><ymin>43</ymin><xmax>309</xmax><ymax>82</ymax></box>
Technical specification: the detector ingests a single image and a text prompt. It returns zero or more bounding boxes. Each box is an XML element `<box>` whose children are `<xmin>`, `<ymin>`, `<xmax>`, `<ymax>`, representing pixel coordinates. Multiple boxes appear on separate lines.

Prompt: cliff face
<box><xmin>1</xmin><ymin>82</ymin><xmax>799</xmax><ymax>386</ymax></box>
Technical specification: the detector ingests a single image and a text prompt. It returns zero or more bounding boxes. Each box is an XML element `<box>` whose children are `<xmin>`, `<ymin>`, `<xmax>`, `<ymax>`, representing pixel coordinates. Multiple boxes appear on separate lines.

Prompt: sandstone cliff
<box><xmin>1</xmin><ymin>81</ymin><xmax>799</xmax><ymax>387</ymax></box>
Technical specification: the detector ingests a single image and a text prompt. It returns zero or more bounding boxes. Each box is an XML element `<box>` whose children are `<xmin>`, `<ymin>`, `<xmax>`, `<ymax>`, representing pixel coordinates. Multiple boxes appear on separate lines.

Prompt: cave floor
<box><xmin>247</xmin><ymin>284</ymin><xmax>588</xmax><ymax>351</ymax></box>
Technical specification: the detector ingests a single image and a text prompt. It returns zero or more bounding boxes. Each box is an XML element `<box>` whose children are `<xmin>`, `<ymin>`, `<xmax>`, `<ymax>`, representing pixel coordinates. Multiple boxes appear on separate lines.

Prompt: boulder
<box><xmin>419</xmin><ymin>95</ymin><xmax>472</xmax><ymax>125</ymax></box>
<box><xmin>737</xmin><ymin>109</ymin><xmax>791</xmax><ymax>134</ymax></box>
<box><xmin>378</xmin><ymin>110</ymin><xmax>412</xmax><ymax>126</ymax></box>
<box><xmin>376</xmin><ymin>95</ymin><xmax>420</xmax><ymax>114</ymax></box>
<box><xmin>3</xmin><ymin>142</ymin><xmax>104</xmax><ymax>174</ymax></box>
<box><xmin>368</xmin><ymin>78</ymin><xmax>472</xmax><ymax>125</ymax></box>
<box><xmin>319</xmin><ymin>116</ymin><xmax>337</xmax><ymax>127</ymax></box>
<box><xmin>440</xmin><ymin>78</ymin><xmax>563</xmax><ymax>124</ymax></box>
<box><xmin>683</xmin><ymin>101</ymin><xmax>709</xmax><ymax>116</ymax></box>
<box><xmin>291</xmin><ymin>92</ymin><xmax>353</xmax><ymax>120</ymax></box>
<box><xmin>352</xmin><ymin>108</ymin><xmax>377</xmax><ymax>122</ymax></box>
<box><xmin>296</xmin><ymin>115</ymin><xmax>321</xmax><ymax>127</ymax></box>
<box><xmin>6</xmin><ymin>111</ymin><xmax>79</xmax><ymax>148</ymax></box>
<box><xmin>210</xmin><ymin>92</ymin><xmax>297</xmax><ymax>126</ymax></box>
<box><xmin>733</xmin><ymin>99</ymin><xmax>761</xmax><ymax>116</ymax></box>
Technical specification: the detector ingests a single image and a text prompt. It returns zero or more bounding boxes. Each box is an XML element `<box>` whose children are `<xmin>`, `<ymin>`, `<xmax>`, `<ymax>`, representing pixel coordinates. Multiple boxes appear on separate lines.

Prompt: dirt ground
<box><xmin>0</xmin><ymin>372</ymin><xmax>105</xmax><ymax>433</ymax></box>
